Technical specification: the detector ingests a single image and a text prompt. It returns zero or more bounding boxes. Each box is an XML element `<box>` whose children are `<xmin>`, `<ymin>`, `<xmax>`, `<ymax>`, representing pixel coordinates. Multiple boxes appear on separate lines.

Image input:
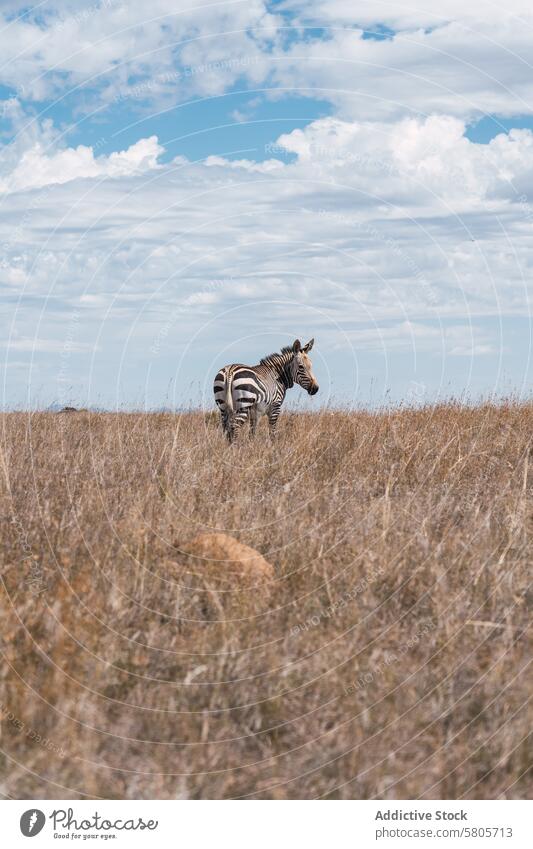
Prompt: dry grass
<box><xmin>0</xmin><ymin>403</ymin><xmax>531</xmax><ymax>799</ymax></box>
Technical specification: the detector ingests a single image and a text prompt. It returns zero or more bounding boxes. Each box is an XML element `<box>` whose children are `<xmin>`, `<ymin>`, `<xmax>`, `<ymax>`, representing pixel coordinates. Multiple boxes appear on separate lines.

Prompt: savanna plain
<box><xmin>0</xmin><ymin>403</ymin><xmax>531</xmax><ymax>799</ymax></box>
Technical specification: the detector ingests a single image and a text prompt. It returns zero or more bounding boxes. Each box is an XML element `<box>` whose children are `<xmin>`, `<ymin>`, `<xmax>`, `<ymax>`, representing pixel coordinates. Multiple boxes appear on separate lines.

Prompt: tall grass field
<box><xmin>0</xmin><ymin>404</ymin><xmax>531</xmax><ymax>799</ymax></box>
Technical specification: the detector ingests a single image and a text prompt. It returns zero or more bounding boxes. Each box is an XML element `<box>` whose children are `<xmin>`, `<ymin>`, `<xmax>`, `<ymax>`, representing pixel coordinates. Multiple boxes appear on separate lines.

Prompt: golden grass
<box><xmin>0</xmin><ymin>404</ymin><xmax>531</xmax><ymax>799</ymax></box>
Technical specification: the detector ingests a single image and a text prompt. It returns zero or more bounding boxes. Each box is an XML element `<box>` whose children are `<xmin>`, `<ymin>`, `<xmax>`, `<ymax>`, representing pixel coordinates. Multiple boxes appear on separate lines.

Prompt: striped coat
<box><xmin>213</xmin><ymin>338</ymin><xmax>318</xmax><ymax>442</ymax></box>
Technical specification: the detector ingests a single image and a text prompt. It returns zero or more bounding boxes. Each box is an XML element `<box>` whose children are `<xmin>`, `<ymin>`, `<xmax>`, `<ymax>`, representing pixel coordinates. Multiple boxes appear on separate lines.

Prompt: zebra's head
<box><xmin>291</xmin><ymin>338</ymin><xmax>319</xmax><ymax>395</ymax></box>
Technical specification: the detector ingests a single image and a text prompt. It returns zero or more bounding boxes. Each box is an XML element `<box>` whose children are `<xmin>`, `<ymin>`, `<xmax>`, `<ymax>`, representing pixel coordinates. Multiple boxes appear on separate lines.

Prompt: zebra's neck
<box><xmin>260</xmin><ymin>349</ymin><xmax>294</xmax><ymax>389</ymax></box>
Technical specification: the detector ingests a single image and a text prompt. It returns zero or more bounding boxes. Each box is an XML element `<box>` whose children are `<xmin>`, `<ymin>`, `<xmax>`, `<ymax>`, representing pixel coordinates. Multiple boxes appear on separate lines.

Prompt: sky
<box><xmin>2</xmin><ymin>1</ymin><xmax>533</xmax><ymax>409</ymax></box>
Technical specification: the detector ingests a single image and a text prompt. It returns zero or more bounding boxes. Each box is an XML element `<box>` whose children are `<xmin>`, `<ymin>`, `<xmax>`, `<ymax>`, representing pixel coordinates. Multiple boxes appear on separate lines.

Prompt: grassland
<box><xmin>0</xmin><ymin>404</ymin><xmax>531</xmax><ymax>799</ymax></box>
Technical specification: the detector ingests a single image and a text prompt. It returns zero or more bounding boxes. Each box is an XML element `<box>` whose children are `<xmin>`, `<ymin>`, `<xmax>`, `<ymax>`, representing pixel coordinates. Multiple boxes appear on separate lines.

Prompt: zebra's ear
<box><xmin>292</xmin><ymin>339</ymin><xmax>301</xmax><ymax>353</ymax></box>
<box><xmin>303</xmin><ymin>338</ymin><xmax>314</xmax><ymax>353</ymax></box>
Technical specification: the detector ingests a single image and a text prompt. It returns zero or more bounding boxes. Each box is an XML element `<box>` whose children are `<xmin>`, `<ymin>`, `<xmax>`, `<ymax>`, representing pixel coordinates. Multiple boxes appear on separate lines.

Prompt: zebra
<box><xmin>213</xmin><ymin>338</ymin><xmax>318</xmax><ymax>442</ymax></box>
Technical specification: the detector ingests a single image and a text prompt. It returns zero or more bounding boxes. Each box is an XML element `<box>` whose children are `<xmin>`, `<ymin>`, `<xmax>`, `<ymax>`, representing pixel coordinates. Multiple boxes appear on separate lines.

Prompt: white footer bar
<box><xmin>2</xmin><ymin>799</ymin><xmax>530</xmax><ymax>848</ymax></box>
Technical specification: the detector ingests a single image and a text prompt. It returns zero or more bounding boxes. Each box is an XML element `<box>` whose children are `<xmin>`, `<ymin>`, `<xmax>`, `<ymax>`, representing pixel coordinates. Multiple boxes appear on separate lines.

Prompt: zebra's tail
<box><xmin>224</xmin><ymin>371</ymin><xmax>234</xmax><ymax>414</ymax></box>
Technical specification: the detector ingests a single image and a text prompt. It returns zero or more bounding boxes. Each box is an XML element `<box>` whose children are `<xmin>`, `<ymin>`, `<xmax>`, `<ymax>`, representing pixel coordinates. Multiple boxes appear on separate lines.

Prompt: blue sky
<box><xmin>2</xmin><ymin>0</ymin><xmax>533</xmax><ymax>409</ymax></box>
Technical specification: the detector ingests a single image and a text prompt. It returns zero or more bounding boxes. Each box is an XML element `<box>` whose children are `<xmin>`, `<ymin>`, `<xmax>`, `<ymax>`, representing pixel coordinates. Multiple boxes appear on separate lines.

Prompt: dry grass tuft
<box><xmin>0</xmin><ymin>404</ymin><xmax>531</xmax><ymax>799</ymax></box>
<box><xmin>178</xmin><ymin>533</ymin><xmax>275</xmax><ymax>584</ymax></box>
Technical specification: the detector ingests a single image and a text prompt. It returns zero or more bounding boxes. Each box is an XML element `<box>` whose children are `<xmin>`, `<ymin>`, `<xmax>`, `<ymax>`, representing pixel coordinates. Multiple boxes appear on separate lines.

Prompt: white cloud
<box><xmin>282</xmin><ymin>0</ymin><xmax>533</xmax><ymax>29</ymax></box>
<box><xmin>205</xmin><ymin>155</ymin><xmax>284</xmax><ymax>173</ymax></box>
<box><xmin>4</xmin><ymin>337</ymin><xmax>94</xmax><ymax>353</ymax></box>
<box><xmin>267</xmin><ymin>21</ymin><xmax>533</xmax><ymax>121</ymax></box>
<box><xmin>2</xmin><ymin>115</ymin><xmax>533</xmax><ymax>341</ymax></box>
<box><xmin>0</xmin><ymin>1</ymin><xmax>282</xmax><ymax>103</ymax></box>
<box><xmin>275</xmin><ymin>114</ymin><xmax>533</xmax><ymax>204</ymax></box>
<box><xmin>342</xmin><ymin>320</ymin><xmax>496</xmax><ymax>355</ymax></box>
<box><xmin>2</xmin><ymin>0</ymin><xmax>533</xmax><ymax>125</ymax></box>
<box><xmin>0</xmin><ymin>135</ymin><xmax>163</xmax><ymax>193</ymax></box>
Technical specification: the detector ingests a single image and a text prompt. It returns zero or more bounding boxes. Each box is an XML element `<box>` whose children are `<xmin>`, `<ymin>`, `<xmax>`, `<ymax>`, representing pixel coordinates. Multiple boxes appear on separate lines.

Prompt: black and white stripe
<box><xmin>213</xmin><ymin>338</ymin><xmax>318</xmax><ymax>442</ymax></box>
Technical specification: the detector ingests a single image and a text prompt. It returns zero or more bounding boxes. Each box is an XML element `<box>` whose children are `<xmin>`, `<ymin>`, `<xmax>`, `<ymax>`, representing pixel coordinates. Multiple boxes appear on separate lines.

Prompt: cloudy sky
<box><xmin>2</xmin><ymin>0</ymin><xmax>533</xmax><ymax>408</ymax></box>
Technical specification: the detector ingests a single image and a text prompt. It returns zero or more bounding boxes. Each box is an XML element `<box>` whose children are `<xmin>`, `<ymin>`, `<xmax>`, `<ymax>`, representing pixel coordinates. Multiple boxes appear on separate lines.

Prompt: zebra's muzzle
<box><xmin>308</xmin><ymin>384</ymin><xmax>319</xmax><ymax>395</ymax></box>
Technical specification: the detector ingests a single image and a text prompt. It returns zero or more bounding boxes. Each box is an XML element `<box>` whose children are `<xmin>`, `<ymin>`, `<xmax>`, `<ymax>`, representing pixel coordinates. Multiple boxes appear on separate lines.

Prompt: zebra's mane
<box><xmin>259</xmin><ymin>345</ymin><xmax>294</xmax><ymax>368</ymax></box>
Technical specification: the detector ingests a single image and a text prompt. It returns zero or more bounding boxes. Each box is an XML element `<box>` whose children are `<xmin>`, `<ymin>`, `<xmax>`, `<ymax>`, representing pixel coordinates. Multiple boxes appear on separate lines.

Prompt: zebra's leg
<box><xmin>221</xmin><ymin>410</ymin><xmax>233</xmax><ymax>442</ymax></box>
<box><xmin>215</xmin><ymin>399</ymin><xmax>231</xmax><ymax>442</ymax></box>
<box><xmin>249</xmin><ymin>407</ymin><xmax>259</xmax><ymax>437</ymax></box>
<box><xmin>231</xmin><ymin>409</ymin><xmax>249</xmax><ymax>442</ymax></box>
<box><xmin>267</xmin><ymin>402</ymin><xmax>282</xmax><ymax>439</ymax></box>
